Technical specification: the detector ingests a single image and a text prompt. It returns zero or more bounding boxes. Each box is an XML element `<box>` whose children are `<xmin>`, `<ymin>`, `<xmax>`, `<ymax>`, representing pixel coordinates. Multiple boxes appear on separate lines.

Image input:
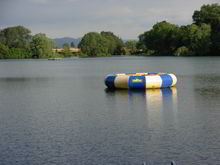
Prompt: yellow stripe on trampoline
<box><xmin>115</xmin><ymin>75</ymin><xmax>129</xmax><ymax>89</ymax></box>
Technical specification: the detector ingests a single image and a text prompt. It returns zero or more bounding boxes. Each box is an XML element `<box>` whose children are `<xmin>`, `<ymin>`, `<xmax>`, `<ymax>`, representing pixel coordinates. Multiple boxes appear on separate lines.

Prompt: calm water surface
<box><xmin>0</xmin><ymin>56</ymin><xmax>220</xmax><ymax>165</ymax></box>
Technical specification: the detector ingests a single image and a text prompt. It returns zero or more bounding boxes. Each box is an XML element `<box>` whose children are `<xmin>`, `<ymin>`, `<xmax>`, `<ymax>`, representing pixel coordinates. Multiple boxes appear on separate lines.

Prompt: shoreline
<box><xmin>1</xmin><ymin>55</ymin><xmax>220</xmax><ymax>60</ymax></box>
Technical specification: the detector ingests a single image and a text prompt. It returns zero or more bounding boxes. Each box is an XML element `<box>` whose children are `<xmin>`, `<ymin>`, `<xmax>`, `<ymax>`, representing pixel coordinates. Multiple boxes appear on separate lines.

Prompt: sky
<box><xmin>0</xmin><ymin>0</ymin><xmax>218</xmax><ymax>39</ymax></box>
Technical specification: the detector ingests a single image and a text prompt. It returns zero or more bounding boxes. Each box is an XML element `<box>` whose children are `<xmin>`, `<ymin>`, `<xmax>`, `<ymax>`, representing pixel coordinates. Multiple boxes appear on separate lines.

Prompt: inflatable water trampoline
<box><xmin>105</xmin><ymin>73</ymin><xmax>177</xmax><ymax>89</ymax></box>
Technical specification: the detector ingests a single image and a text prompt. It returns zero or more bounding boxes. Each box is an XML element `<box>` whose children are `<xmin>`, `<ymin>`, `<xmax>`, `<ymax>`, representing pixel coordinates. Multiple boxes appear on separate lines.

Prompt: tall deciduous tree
<box><xmin>0</xmin><ymin>43</ymin><xmax>9</xmax><ymax>59</ymax></box>
<box><xmin>138</xmin><ymin>21</ymin><xmax>181</xmax><ymax>55</ymax></box>
<box><xmin>193</xmin><ymin>4</ymin><xmax>220</xmax><ymax>55</ymax></box>
<box><xmin>124</xmin><ymin>40</ymin><xmax>138</xmax><ymax>55</ymax></box>
<box><xmin>63</xmin><ymin>43</ymin><xmax>71</xmax><ymax>57</ymax></box>
<box><xmin>0</xmin><ymin>26</ymin><xmax>31</xmax><ymax>49</ymax></box>
<box><xmin>78</xmin><ymin>32</ymin><xmax>109</xmax><ymax>56</ymax></box>
<box><xmin>30</xmin><ymin>33</ymin><xmax>54</xmax><ymax>58</ymax></box>
<box><xmin>179</xmin><ymin>24</ymin><xmax>211</xmax><ymax>55</ymax></box>
<box><xmin>78</xmin><ymin>31</ymin><xmax>124</xmax><ymax>56</ymax></box>
<box><xmin>100</xmin><ymin>31</ymin><xmax>124</xmax><ymax>55</ymax></box>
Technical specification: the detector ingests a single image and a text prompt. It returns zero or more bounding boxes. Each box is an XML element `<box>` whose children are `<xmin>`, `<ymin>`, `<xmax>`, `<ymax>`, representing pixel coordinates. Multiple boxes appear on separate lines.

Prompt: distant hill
<box><xmin>53</xmin><ymin>37</ymin><xmax>81</xmax><ymax>48</ymax></box>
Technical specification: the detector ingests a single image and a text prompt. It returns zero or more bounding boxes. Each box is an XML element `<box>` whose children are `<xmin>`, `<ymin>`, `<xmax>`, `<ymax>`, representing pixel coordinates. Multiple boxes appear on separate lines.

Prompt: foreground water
<box><xmin>0</xmin><ymin>56</ymin><xmax>220</xmax><ymax>165</ymax></box>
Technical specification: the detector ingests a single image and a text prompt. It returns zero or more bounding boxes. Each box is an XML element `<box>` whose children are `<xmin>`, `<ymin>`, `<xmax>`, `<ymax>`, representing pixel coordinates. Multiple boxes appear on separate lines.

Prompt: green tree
<box><xmin>0</xmin><ymin>26</ymin><xmax>31</xmax><ymax>49</ymax></box>
<box><xmin>136</xmin><ymin>34</ymin><xmax>148</xmax><ymax>54</ymax></box>
<box><xmin>124</xmin><ymin>40</ymin><xmax>138</xmax><ymax>55</ymax></box>
<box><xmin>100</xmin><ymin>31</ymin><xmax>124</xmax><ymax>55</ymax></box>
<box><xmin>138</xmin><ymin>21</ymin><xmax>181</xmax><ymax>55</ymax></box>
<box><xmin>78</xmin><ymin>32</ymin><xmax>109</xmax><ymax>56</ymax></box>
<box><xmin>0</xmin><ymin>43</ymin><xmax>9</xmax><ymax>59</ymax></box>
<box><xmin>63</xmin><ymin>43</ymin><xmax>70</xmax><ymax>48</ymax></box>
<box><xmin>193</xmin><ymin>4</ymin><xmax>220</xmax><ymax>55</ymax></box>
<box><xmin>30</xmin><ymin>33</ymin><xmax>54</xmax><ymax>58</ymax></box>
<box><xmin>179</xmin><ymin>23</ymin><xmax>211</xmax><ymax>55</ymax></box>
<box><xmin>63</xmin><ymin>43</ymin><xmax>71</xmax><ymax>57</ymax></box>
<box><xmin>174</xmin><ymin>46</ymin><xmax>191</xmax><ymax>56</ymax></box>
<box><xmin>193</xmin><ymin>4</ymin><xmax>220</xmax><ymax>29</ymax></box>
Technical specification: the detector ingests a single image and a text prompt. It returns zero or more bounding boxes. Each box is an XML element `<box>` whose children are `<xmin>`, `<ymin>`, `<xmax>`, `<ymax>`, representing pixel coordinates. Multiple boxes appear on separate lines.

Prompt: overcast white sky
<box><xmin>0</xmin><ymin>0</ymin><xmax>218</xmax><ymax>39</ymax></box>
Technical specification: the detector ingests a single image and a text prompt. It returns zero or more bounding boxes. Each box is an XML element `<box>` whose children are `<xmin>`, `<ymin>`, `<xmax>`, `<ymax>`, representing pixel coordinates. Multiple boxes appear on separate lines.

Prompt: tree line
<box><xmin>138</xmin><ymin>3</ymin><xmax>220</xmax><ymax>56</ymax></box>
<box><xmin>0</xmin><ymin>3</ymin><xmax>219</xmax><ymax>59</ymax></box>
<box><xmin>79</xmin><ymin>3</ymin><xmax>220</xmax><ymax>57</ymax></box>
<box><xmin>0</xmin><ymin>27</ymin><xmax>55</xmax><ymax>59</ymax></box>
<box><xmin>0</xmin><ymin>27</ymin><xmax>79</xmax><ymax>59</ymax></box>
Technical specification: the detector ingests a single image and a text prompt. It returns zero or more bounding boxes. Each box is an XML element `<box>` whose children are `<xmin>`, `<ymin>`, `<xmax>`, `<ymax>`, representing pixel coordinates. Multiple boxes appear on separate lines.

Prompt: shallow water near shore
<box><xmin>0</xmin><ymin>56</ymin><xmax>220</xmax><ymax>165</ymax></box>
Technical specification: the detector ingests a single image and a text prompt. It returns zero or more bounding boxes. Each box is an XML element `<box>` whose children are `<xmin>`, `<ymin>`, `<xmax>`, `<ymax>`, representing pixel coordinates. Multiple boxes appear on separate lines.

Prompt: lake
<box><xmin>0</xmin><ymin>56</ymin><xmax>220</xmax><ymax>165</ymax></box>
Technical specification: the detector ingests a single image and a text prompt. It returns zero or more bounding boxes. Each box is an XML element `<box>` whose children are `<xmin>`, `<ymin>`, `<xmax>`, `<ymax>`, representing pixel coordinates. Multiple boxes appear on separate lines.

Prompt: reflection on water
<box><xmin>146</xmin><ymin>88</ymin><xmax>177</xmax><ymax>110</ymax></box>
<box><xmin>145</xmin><ymin>88</ymin><xmax>178</xmax><ymax>130</ymax></box>
<box><xmin>105</xmin><ymin>87</ymin><xmax>177</xmax><ymax>111</ymax></box>
<box><xmin>104</xmin><ymin>87</ymin><xmax>179</xmax><ymax>164</ymax></box>
<box><xmin>105</xmin><ymin>88</ymin><xmax>178</xmax><ymax>129</ymax></box>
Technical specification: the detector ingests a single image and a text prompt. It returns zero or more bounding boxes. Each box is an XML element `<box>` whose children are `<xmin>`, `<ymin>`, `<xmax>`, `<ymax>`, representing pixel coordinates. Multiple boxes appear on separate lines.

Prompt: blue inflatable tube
<box><xmin>105</xmin><ymin>72</ymin><xmax>177</xmax><ymax>89</ymax></box>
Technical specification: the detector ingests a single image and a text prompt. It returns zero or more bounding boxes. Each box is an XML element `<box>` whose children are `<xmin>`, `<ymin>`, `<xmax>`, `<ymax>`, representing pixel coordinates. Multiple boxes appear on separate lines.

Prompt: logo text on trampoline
<box><xmin>132</xmin><ymin>79</ymin><xmax>143</xmax><ymax>83</ymax></box>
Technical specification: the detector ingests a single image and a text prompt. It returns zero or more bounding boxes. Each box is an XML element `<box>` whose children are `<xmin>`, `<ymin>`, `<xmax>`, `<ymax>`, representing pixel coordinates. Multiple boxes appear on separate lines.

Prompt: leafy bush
<box><xmin>0</xmin><ymin>43</ymin><xmax>9</xmax><ymax>59</ymax></box>
<box><xmin>174</xmin><ymin>46</ymin><xmax>191</xmax><ymax>56</ymax></box>
<box><xmin>8</xmin><ymin>48</ymin><xmax>31</xmax><ymax>59</ymax></box>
